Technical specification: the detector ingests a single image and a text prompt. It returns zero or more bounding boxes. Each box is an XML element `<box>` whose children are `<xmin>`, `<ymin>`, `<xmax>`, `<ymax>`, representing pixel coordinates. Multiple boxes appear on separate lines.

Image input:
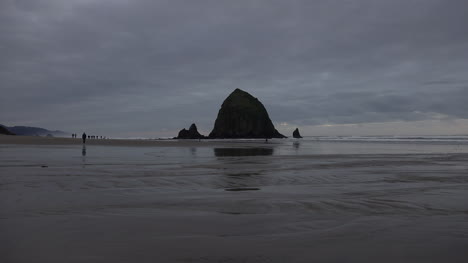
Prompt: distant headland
<box><xmin>0</xmin><ymin>124</ymin><xmax>67</xmax><ymax>137</ymax></box>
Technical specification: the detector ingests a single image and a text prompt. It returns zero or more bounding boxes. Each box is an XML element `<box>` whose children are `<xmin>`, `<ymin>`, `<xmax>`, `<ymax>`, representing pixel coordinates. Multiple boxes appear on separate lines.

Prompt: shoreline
<box><xmin>0</xmin><ymin>135</ymin><xmax>280</xmax><ymax>147</ymax></box>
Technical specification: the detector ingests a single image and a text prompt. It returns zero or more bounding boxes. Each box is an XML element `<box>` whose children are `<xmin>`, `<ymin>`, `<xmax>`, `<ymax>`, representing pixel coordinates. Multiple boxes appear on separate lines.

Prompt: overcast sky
<box><xmin>1</xmin><ymin>0</ymin><xmax>468</xmax><ymax>137</ymax></box>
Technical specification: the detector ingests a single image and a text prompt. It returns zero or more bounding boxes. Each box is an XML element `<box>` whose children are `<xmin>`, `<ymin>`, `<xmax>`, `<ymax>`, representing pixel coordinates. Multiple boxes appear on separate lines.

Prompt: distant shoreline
<box><xmin>0</xmin><ymin>135</ymin><xmax>280</xmax><ymax>147</ymax></box>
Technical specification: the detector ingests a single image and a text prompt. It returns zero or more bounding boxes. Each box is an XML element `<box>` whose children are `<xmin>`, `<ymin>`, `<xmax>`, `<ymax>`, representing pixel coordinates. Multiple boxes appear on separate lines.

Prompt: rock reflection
<box><xmin>214</xmin><ymin>147</ymin><xmax>274</xmax><ymax>157</ymax></box>
<box><xmin>293</xmin><ymin>141</ymin><xmax>300</xmax><ymax>150</ymax></box>
<box><xmin>189</xmin><ymin>147</ymin><xmax>197</xmax><ymax>156</ymax></box>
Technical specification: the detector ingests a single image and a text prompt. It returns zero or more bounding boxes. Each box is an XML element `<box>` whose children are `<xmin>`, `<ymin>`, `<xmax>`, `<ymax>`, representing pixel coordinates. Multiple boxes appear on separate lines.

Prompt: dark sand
<box><xmin>1</xmin><ymin>135</ymin><xmax>468</xmax><ymax>262</ymax></box>
<box><xmin>0</xmin><ymin>135</ymin><xmax>281</xmax><ymax>147</ymax></box>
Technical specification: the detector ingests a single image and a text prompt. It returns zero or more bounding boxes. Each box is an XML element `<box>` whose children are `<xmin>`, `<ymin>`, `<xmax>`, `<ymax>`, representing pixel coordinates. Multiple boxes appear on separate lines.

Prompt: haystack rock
<box><xmin>209</xmin><ymin>89</ymin><xmax>286</xmax><ymax>139</ymax></box>
<box><xmin>176</xmin><ymin>123</ymin><xmax>205</xmax><ymax>139</ymax></box>
<box><xmin>293</xmin><ymin>128</ymin><xmax>302</xmax><ymax>138</ymax></box>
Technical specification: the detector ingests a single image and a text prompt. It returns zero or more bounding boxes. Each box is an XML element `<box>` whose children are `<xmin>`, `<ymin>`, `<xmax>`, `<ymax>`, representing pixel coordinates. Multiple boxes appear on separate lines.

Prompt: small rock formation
<box><xmin>293</xmin><ymin>128</ymin><xmax>302</xmax><ymax>138</ymax></box>
<box><xmin>176</xmin><ymin>123</ymin><xmax>205</xmax><ymax>139</ymax></box>
<box><xmin>0</xmin><ymin>125</ymin><xmax>15</xmax><ymax>135</ymax></box>
<box><xmin>209</xmin><ymin>89</ymin><xmax>286</xmax><ymax>139</ymax></box>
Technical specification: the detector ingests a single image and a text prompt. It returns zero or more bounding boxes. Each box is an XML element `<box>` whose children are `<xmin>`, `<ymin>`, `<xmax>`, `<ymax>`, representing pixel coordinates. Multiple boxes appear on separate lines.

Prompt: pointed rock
<box><xmin>176</xmin><ymin>123</ymin><xmax>205</xmax><ymax>139</ymax></box>
<box><xmin>293</xmin><ymin>128</ymin><xmax>302</xmax><ymax>138</ymax></box>
<box><xmin>188</xmin><ymin>123</ymin><xmax>198</xmax><ymax>134</ymax></box>
<box><xmin>209</xmin><ymin>89</ymin><xmax>286</xmax><ymax>138</ymax></box>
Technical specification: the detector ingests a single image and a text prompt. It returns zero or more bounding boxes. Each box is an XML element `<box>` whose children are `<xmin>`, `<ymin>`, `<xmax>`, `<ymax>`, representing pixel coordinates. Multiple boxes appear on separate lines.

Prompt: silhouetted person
<box><xmin>82</xmin><ymin>133</ymin><xmax>87</xmax><ymax>144</ymax></box>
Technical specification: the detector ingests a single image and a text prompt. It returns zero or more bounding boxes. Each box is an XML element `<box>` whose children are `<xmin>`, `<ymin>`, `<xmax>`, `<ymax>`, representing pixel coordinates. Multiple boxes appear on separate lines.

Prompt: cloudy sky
<box><xmin>1</xmin><ymin>0</ymin><xmax>468</xmax><ymax>137</ymax></box>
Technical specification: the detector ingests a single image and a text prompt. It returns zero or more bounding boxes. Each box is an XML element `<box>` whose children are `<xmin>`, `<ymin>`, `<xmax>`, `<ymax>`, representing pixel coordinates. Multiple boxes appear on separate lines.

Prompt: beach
<box><xmin>1</xmin><ymin>135</ymin><xmax>468</xmax><ymax>262</ymax></box>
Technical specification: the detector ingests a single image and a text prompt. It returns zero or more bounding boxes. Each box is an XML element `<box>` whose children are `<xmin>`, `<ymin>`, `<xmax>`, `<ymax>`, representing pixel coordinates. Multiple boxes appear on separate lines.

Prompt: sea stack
<box><xmin>293</xmin><ymin>128</ymin><xmax>302</xmax><ymax>138</ymax></box>
<box><xmin>209</xmin><ymin>89</ymin><xmax>286</xmax><ymax>139</ymax></box>
<box><xmin>176</xmin><ymin>123</ymin><xmax>205</xmax><ymax>139</ymax></box>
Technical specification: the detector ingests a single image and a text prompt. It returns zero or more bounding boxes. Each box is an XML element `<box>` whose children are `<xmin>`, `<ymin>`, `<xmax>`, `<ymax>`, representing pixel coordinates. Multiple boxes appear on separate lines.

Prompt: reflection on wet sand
<box><xmin>214</xmin><ymin>147</ymin><xmax>274</xmax><ymax>157</ymax></box>
<box><xmin>189</xmin><ymin>147</ymin><xmax>197</xmax><ymax>156</ymax></box>
<box><xmin>81</xmin><ymin>145</ymin><xmax>87</xmax><ymax>167</ymax></box>
<box><xmin>212</xmin><ymin>148</ymin><xmax>273</xmax><ymax>189</ymax></box>
<box><xmin>293</xmin><ymin>141</ymin><xmax>300</xmax><ymax>150</ymax></box>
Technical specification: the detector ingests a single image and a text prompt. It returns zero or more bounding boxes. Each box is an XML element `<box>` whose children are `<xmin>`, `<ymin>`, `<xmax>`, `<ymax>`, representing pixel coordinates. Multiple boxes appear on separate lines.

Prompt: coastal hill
<box><xmin>0</xmin><ymin>124</ymin><xmax>67</xmax><ymax>137</ymax></box>
<box><xmin>209</xmin><ymin>89</ymin><xmax>286</xmax><ymax>139</ymax></box>
<box><xmin>0</xmin><ymin>125</ymin><xmax>15</xmax><ymax>135</ymax></box>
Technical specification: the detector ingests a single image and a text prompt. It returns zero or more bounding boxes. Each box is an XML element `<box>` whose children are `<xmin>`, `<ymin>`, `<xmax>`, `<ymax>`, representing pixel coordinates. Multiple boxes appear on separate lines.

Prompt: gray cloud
<box><xmin>1</xmin><ymin>0</ymin><xmax>468</xmax><ymax>136</ymax></box>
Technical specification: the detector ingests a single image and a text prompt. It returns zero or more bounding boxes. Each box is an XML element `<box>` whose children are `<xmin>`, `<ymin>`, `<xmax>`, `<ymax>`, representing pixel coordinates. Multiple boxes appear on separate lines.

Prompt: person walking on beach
<box><xmin>82</xmin><ymin>132</ymin><xmax>87</xmax><ymax>144</ymax></box>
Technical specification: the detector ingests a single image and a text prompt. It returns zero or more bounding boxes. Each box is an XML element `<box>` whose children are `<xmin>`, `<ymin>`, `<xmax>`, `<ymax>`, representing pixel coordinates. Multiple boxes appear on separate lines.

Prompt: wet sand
<box><xmin>0</xmin><ymin>135</ymin><xmax>279</xmax><ymax>147</ymax></box>
<box><xmin>1</xmin><ymin>136</ymin><xmax>468</xmax><ymax>262</ymax></box>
